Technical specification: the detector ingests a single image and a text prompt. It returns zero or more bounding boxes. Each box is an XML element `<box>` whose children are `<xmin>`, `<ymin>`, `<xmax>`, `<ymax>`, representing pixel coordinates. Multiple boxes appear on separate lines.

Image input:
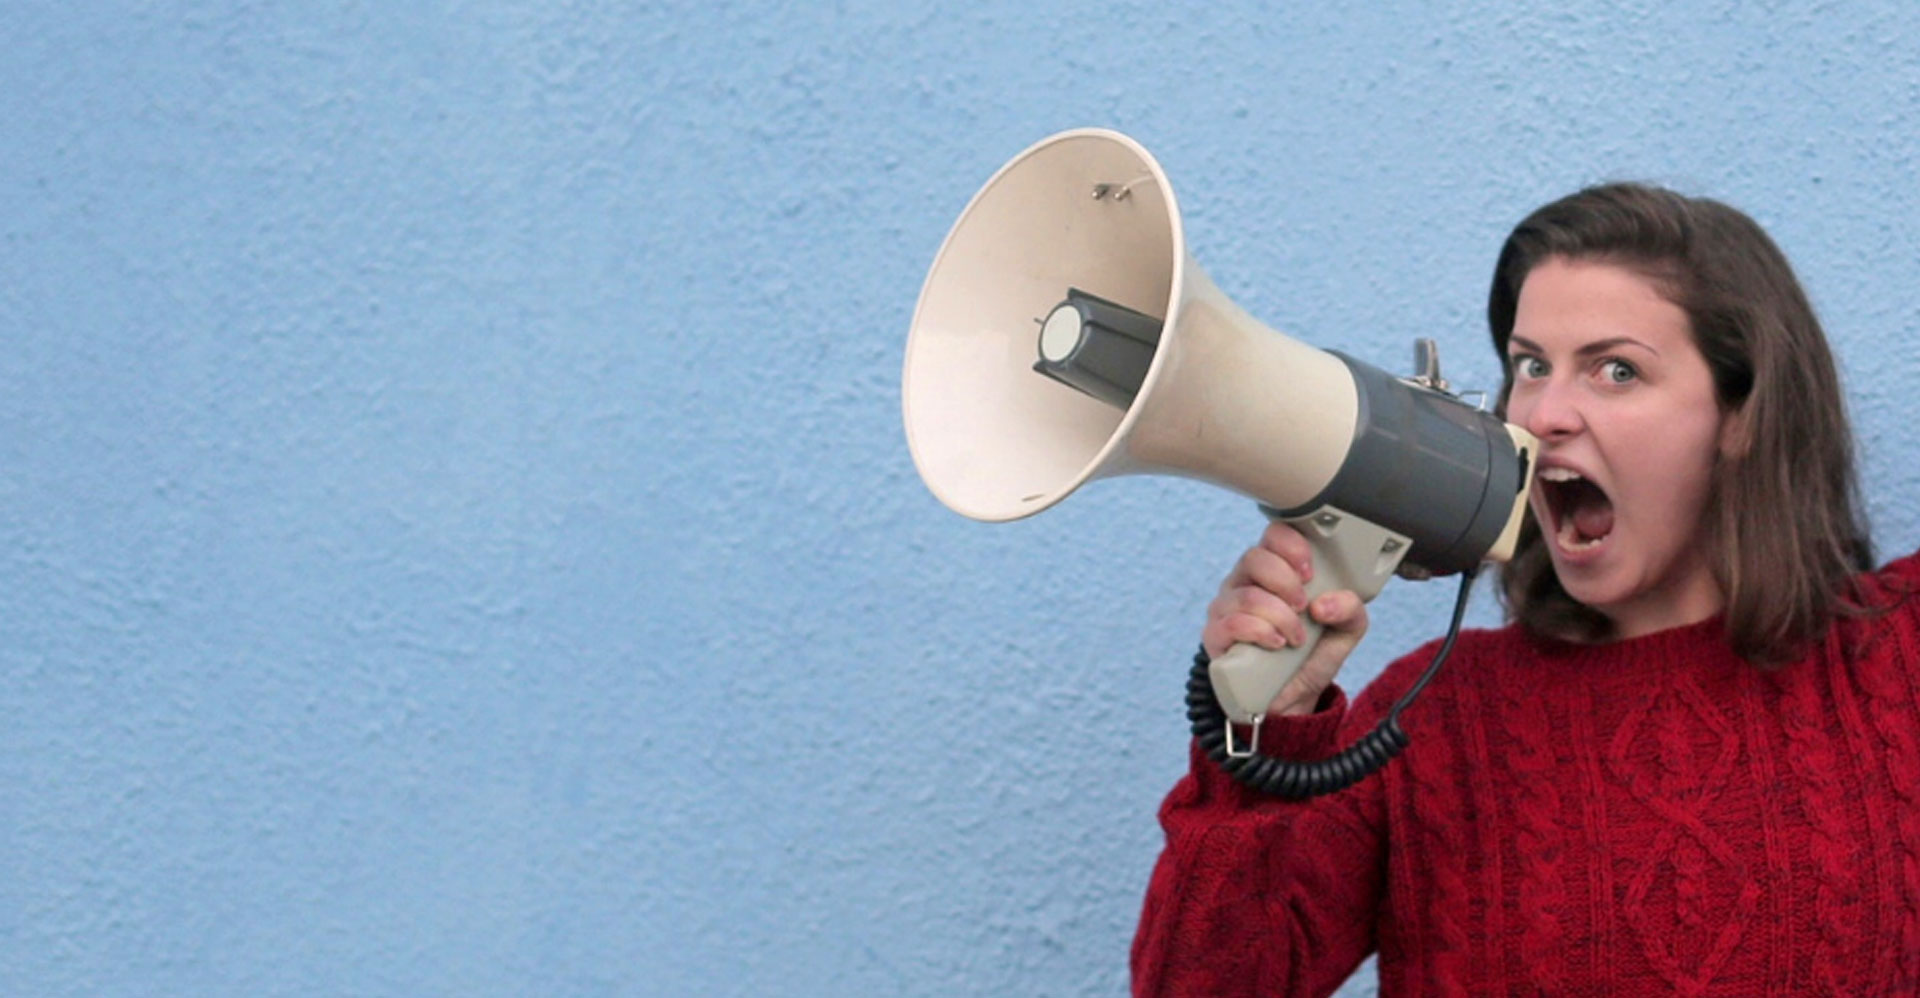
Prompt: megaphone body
<box><xmin>902</xmin><ymin>129</ymin><xmax>1536</xmax><ymax>743</ymax></box>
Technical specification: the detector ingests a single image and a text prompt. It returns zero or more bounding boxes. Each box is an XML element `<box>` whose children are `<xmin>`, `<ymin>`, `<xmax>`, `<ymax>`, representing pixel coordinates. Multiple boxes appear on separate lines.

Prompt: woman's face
<box><xmin>1505</xmin><ymin>256</ymin><xmax>1736</xmax><ymax>638</ymax></box>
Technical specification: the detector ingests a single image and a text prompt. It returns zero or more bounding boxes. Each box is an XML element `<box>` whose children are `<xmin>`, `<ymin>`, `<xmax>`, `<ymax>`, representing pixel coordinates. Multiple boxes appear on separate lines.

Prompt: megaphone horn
<box><xmin>902</xmin><ymin>129</ymin><xmax>1536</xmax><ymax>788</ymax></box>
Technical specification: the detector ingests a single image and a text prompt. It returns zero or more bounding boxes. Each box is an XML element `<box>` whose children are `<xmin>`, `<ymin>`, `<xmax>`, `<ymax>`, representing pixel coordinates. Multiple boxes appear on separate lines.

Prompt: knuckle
<box><xmin>1235</xmin><ymin>584</ymin><xmax>1279</xmax><ymax>614</ymax></box>
<box><xmin>1228</xmin><ymin>615</ymin><xmax>1280</xmax><ymax>648</ymax></box>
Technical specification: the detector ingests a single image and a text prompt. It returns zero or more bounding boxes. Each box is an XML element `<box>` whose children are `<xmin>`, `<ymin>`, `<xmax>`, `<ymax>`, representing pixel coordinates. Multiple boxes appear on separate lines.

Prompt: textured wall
<box><xmin>6</xmin><ymin>1</ymin><xmax>1920</xmax><ymax>995</ymax></box>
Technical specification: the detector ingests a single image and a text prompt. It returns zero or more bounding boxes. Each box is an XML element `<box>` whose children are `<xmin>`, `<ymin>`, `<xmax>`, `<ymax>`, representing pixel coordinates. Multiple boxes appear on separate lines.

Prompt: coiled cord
<box><xmin>1187</xmin><ymin>569</ymin><xmax>1477</xmax><ymax>799</ymax></box>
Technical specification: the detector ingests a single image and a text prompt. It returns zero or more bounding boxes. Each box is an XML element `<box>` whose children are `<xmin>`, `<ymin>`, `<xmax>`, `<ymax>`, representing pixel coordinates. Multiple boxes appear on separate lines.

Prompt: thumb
<box><xmin>1265</xmin><ymin>590</ymin><xmax>1369</xmax><ymax>716</ymax></box>
<box><xmin>1308</xmin><ymin>589</ymin><xmax>1369</xmax><ymax>649</ymax></box>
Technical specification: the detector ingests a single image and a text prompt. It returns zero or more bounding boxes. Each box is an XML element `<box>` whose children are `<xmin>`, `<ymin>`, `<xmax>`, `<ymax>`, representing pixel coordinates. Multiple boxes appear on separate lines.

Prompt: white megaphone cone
<box><xmin>902</xmin><ymin>129</ymin><xmax>1536</xmax><ymax>760</ymax></box>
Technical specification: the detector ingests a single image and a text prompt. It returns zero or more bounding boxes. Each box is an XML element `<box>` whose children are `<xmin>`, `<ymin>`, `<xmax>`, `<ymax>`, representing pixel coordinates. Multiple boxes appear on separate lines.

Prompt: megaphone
<box><xmin>902</xmin><ymin>129</ymin><xmax>1536</xmax><ymax>784</ymax></box>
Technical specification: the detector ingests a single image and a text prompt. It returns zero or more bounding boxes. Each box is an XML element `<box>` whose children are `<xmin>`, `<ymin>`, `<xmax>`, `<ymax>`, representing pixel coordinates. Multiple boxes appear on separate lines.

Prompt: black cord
<box><xmin>1187</xmin><ymin>568</ymin><xmax>1478</xmax><ymax>799</ymax></box>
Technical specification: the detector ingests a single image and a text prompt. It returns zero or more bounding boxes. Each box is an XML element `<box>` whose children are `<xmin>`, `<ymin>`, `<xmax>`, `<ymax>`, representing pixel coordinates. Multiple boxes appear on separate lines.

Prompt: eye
<box><xmin>1599</xmin><ymin>358</ymin><xmax>1638</xmax><ymax>384</ymax></box>
<box><xmin>1511</xmin><ymin>355</ymin><xmax>1548</xmax><ymax>380</ymax></box>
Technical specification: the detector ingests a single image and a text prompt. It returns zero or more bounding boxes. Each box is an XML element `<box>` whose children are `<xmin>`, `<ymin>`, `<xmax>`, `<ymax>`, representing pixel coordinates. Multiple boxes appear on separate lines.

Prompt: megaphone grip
<box><xmin>1208</xmin><ymin>640</ymin><xmax>1321</xmax><ymax>731</ymax></box>
<box><xmin>1189</xmin><ymin>567</ymin><xmax>1478</xmax><ymax>799</ymax></box>
<box><xmin>1208</xmin><ymin>507</ymin><xmax>1411</xmax><ymax>729</ymax></box>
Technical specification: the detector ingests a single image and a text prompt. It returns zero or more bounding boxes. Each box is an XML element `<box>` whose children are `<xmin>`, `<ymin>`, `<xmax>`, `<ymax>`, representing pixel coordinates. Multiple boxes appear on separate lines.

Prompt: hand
<box><xmin>1202</xmin><ymin>521</ymin><xmax>1370</xmax><ymax>716</ymax></box>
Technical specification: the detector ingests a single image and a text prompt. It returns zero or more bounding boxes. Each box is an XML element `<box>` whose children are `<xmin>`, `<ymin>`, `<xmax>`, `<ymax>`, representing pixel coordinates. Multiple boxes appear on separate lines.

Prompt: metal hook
<box><xmin>1224</xmin><ymin>713</ymin><xmax>1264</xmax><ymax>759</ymax></box>
<box><xmin>1091</xmin><ymin>174</ymin><xmax>1157</xmax><ymax>202</ymax></box>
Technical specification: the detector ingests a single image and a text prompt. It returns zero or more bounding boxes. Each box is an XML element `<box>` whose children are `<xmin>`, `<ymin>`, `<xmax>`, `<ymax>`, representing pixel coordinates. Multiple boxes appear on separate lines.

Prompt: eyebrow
<box><xmin>1507</xmin><ymin>334</ymin><xmax>1660</xmax><ymax>359</ymax></box>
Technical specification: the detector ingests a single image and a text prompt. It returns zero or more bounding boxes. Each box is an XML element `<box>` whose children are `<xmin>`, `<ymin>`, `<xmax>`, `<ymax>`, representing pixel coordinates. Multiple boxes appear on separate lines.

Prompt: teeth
<box><xmin>1540</xmin><ymin>467</ymin><xmax>1584</xmax><ymax>483</ymax></box>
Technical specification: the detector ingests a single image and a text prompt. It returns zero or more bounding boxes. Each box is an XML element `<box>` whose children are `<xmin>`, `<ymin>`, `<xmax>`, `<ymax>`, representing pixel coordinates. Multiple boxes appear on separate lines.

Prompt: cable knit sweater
<box><xmin>1131</xmin><ymin>552</ymin><xmax>1920</xmax><ymax>997</ymax></box>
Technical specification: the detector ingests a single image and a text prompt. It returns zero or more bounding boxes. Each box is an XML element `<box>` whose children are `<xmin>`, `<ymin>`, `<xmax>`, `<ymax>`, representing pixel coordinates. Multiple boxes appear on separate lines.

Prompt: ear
<box><xmin>1717</xmin><ymin>402</ymin><xmax>1752</xmax><ymax>459</ymax></box>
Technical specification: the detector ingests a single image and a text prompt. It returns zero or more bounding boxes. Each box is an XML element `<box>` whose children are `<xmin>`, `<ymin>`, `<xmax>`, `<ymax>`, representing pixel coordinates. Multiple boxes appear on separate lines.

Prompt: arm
<box><xmin>1131</xmin><ymin>522</ymin><xmax>1390</xmax><ymax>998</ymax></box>
<box><xmin>1130</xmin><ymin>681</ymin><xmax>1390</xmax><ymax>998</ymax></box>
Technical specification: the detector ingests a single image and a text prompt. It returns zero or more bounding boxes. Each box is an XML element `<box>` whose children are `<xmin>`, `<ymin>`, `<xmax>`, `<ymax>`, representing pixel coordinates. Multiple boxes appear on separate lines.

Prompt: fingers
<box><xmin>1197</xmin><ymin>524</ymin><xmax>1374</xmax><ymax>717</ymax></box>
<box><xmin>1258</xmin><ymin>521</ymin><xmax>1315</xmax><ymax>583</ymax></box>
<box><xmin>1240</xmin><ymin>547</ymin><xmax>1311</xmax><ymax>612</ymax></box>
<box><xmin>1204</xmin><ymin>525</ymin><xmax>1316</xmax><ymax>660</ymax></box>
<box><xmin>1204</xmin><ymin>584</ymin><xmax>1306</xmax><ymax>658</ymax></box>
<box><xmin>1202</xmin><ymin>602</ymin><xmax>1287</xmax><ymax>660</ymax></box>
<box><xmin>1212</xmin><ymin>526</ymin><xmax>1375</xmax><ymax>635</ymax></box>
<box><xmin>1218</xmin><ymin>523</ymin><xmax>1314</xmax><ymax>596</ymax></box>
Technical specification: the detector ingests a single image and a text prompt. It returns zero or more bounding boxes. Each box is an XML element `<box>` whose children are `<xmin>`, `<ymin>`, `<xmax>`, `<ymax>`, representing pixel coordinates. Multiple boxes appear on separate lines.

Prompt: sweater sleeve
<box><xmin>1130</xmin><ymin>665</ymin><xmax>1400</xmax><ymax>998</ymax></box>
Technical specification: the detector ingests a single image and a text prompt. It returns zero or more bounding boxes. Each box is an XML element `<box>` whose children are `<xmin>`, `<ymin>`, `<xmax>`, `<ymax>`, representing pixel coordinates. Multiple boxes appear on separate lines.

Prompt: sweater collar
<box><xmin>1519</xmin><ymin>613</ymin><xmax>1737</xmax><ymax>672</ymax></box>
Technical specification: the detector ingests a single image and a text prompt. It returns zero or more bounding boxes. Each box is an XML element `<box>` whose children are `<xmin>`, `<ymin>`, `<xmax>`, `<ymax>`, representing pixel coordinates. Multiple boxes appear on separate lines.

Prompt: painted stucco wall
<box><xmin>7</xmin><ymin>2</ymin><xmax>1920</xmax><ymax>995</ymax></box>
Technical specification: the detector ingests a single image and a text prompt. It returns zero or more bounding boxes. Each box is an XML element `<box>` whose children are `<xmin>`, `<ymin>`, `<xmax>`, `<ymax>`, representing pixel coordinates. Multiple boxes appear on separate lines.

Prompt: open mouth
<box><xmin>1539</xmin><ymin>467</ymin><xmax>1615</xmax><ymax>552</ymax></box>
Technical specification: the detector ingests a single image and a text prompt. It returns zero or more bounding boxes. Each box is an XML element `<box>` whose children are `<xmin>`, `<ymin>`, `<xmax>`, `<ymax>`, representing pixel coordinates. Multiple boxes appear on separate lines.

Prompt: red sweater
<box><xmin>1132</xmin><ymin>553</ymin><xmax>1920</xmax><ymax>997</ymax></box>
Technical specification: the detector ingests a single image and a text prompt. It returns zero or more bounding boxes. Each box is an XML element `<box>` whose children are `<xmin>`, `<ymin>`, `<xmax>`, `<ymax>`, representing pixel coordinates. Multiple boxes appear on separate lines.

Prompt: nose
<box><xmin>1513</xmin><ymin>378</ymin><xmax>1584</xmax><ymax>441</ymax></box>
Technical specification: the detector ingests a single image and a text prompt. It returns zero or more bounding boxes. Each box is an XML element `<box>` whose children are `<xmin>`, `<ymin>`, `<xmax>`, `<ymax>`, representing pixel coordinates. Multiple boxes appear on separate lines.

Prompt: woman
<box><xmin>1130</xmin><ymin>183</ymin><xmax>1920</xmax><ymax>997</ymax></box>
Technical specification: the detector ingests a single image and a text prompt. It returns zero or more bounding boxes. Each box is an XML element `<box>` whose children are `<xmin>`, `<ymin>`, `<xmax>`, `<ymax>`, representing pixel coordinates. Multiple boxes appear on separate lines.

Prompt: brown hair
<box><xmin>1486</xmin><ymin>182</ymin><xmax>1874</xmax><ymax>663</ymax></box>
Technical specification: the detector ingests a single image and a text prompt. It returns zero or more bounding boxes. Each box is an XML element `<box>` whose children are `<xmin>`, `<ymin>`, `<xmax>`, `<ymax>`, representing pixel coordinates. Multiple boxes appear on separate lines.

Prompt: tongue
<box><xmin>1567</xmin><ymin>482</ymin><xmax>1615</xmax><ymax>540</ymax></box>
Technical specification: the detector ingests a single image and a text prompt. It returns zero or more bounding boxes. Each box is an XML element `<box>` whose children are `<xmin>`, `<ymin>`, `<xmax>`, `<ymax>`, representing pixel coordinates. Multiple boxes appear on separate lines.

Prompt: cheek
<box><xmin>1616</xmin><ymin>418</ymin><xmax>1722</xmax><ymax>522</ymax></box>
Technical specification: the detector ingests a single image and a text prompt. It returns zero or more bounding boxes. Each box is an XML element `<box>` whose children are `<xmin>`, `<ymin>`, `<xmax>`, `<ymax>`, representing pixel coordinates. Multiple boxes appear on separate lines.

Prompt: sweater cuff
<box><xmin>1245</xmin><ymin>684</ymin><xmax>1349</xmax><ymax>759</ymax></box>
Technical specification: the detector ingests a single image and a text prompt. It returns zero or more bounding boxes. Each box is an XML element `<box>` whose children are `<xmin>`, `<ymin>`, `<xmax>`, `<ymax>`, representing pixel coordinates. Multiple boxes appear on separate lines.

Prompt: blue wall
<box><xmin>7</xmin><ymin>2</ymin><xmax>1920</xmax><ymax>995</ymax></box>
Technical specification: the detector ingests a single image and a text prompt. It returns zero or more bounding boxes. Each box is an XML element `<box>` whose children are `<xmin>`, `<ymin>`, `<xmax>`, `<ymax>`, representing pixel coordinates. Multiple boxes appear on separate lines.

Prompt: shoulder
<box><xmin>1825</xmin><ymin>548</ymin><xmax>1920</xmax><ymax>663</ymax></box>
<box><xmin>1837</xmin><ymin>549</ymin><xmax>1920</xmax><ymax>640</ymax></box>
<box><xmin>1867</xmin><ymin>549</ymin><xmax>1920</xmax><ymax>599</ymax></box>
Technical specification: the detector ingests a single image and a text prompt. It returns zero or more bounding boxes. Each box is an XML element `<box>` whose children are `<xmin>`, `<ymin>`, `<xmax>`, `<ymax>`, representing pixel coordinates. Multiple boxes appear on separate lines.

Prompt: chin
<box><xmin>1550</xmin><ymin>555</ymin><xmax>1720</xmax><ymax>638</ymax></box>
<box><xmin>1555</xmin><ymin>575</ymin><xmax>1628</xmax><ymax>617</ymax></box>
<box><xmin>1544</xmin><ymin>549</ymin><xmax>1638</xmax><ymax>617</ymax></box>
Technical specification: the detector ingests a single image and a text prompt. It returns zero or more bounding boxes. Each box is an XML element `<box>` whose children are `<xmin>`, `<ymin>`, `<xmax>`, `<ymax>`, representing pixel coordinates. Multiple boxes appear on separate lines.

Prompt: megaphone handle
<box><xmin>1208</xmin><ymin>507</ymin><xmax>1411</xmax><ymax>745</ymax></box>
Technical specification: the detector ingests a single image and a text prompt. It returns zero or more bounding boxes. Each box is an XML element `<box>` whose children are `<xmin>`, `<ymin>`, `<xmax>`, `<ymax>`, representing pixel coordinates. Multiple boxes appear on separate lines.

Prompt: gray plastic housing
<box><xmin>1267</xmin><ymin>352</ymin><xmax>1530</xmax><ymax>577</ymax></box>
